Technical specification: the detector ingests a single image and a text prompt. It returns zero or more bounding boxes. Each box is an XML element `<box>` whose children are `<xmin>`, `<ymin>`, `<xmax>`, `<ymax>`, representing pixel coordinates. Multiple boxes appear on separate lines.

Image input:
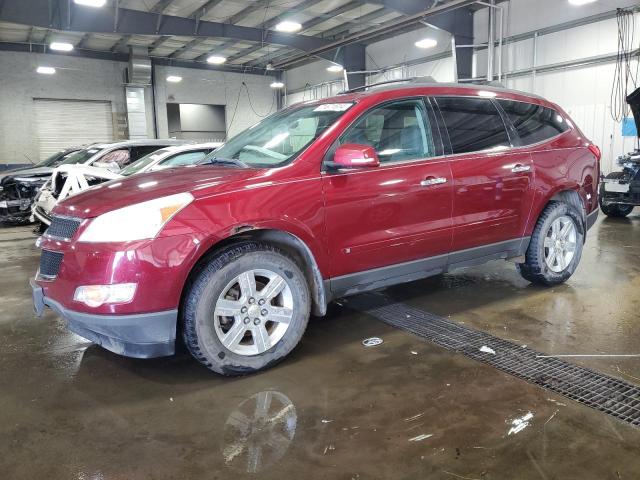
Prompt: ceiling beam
<box><xmin>224</xmin><ymin>0</ymin><xmax>274</xmax><ymax>26</ymax></box>
<box><xmin>148</xmin><ymin>35</ymin><xmax>172</xmax><ymax>50</ymax></box>
<box><xmin>0</xmin><ymin>0</ymin><xmax>334</xmax><ymax>52</ymax></box>
<box><xmin>168</xmin><ymin>37</ymin><xmax>208</xmax><ymax>58</ymax></box>
<box><xmin>111</xmin><ymin>34</ymin><xmax>131</xmax><ymax>53</ymax></box>
<box><xmin>272</xmin><ymin>0</ymin><xmax>478</xmax><ymax>68</ymax></box>
<box><xmin>186</xmin><ymin>0</ymin><xmax>225</xmax><ymax>20</ymax></box>
<box><xmin>320</xmin><ymin>7</ymin><xmax>390</xmax><ymax>39</ymax></box>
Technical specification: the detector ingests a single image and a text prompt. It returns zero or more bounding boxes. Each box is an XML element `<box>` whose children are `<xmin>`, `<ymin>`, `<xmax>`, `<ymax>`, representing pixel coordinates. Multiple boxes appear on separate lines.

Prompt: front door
<box><xmin>322</xmin><ymin>98</ymin><xmax>454</xmax><ymax>295</ymax></box>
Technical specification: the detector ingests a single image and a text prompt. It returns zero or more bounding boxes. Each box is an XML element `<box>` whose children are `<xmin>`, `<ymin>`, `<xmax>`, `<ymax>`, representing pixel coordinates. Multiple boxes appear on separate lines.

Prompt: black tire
<box><xmin>600</xmin><ymin>202</ymin><xmax>634</xmax><ymax>218</ymax></box>
<box><xmin>182</xmin><ymin>241</ymin><xmax>310</xmax><ymax>376</ymax></box>
<box><xmin>517</xmin><ymin>201</ymin><xmax>585</xmax><ymax>286</ymax></box>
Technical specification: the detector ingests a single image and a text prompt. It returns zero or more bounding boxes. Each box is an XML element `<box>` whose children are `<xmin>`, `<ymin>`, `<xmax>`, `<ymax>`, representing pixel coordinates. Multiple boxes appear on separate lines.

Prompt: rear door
<box><xmin>322</xmin><ymin>98</ymin><xmax>454</xmax><ymax>291</ymax></box>
<box><xmin>434</xmin><ymin>96</ymin><xmax>534</xmax><ymax>255</ymax></box>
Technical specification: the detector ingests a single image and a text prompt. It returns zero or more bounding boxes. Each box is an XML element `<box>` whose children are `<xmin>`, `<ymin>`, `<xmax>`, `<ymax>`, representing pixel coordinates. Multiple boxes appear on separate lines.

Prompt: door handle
<box><xmin>511</xmin><ymin>164</ymin><xmax>532</xmax><ymax>173</ymax></box>
<box><xmin>421</xmin><ymin>177</ymin><xmax>448</xmax><ymax>187</ymax></box>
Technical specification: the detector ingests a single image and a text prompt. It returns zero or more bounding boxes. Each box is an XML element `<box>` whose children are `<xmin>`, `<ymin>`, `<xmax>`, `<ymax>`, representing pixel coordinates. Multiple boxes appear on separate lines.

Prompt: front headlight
<box><xmin>78</xmin><ymin>192</ymin><xmax>194</xmax><ymax>243</ymax></box>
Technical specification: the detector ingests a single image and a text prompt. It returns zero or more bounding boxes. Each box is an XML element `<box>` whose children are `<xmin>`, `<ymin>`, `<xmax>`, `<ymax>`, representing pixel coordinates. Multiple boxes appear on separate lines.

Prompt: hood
<box><xmin>627</xmin><ymin>87</ymin><xmax>640</xmax><ymax>136</ymax></box>
<box><xmin>53</xmin><ymin>165</ymin><xmax>263</xmax><ymax>218</ymax></box>
<box><xmin>0</xmin><ymin>166</ymin><xmax>53</xmax><ymax>181</ymax></box>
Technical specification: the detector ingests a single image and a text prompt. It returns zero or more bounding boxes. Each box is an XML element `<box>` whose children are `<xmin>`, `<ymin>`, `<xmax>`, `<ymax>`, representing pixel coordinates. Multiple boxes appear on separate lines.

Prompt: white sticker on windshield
<box><xmin>314</xmin><ymin>103</ymin><xmax>353</xmax><ymax>112</ymax></box>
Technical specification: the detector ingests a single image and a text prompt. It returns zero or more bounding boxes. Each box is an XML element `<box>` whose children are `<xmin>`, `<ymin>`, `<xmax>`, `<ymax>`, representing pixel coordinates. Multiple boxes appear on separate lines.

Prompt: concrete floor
<box><xmin>2</xmin><ymin>214</ymin><xmax>640</xmax><ymax>479</ymax></box>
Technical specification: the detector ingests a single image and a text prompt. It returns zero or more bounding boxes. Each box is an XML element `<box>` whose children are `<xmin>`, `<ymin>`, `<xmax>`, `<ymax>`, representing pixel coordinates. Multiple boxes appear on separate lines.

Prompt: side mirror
<box><xmin>332</xmin><ymin>143</ymin><xmax>380</xmax><ymax>169</ymax></box>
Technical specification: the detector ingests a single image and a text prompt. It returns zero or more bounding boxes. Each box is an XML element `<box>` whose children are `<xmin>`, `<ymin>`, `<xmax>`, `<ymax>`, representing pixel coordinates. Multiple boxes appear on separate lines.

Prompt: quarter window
<box><xmin>498</xmin><ymin>100</ymin><xmax>569</xmax><ymax>145</ymax></box>
<box><xmin>435</xmin><ymin>97</ymin><xmax>511</xmax><ymax>154</ymax></box>
<box><xmin>339</xmin><ymin>99</ymin><xmax>436</xmax><ymax>163</ymax></box>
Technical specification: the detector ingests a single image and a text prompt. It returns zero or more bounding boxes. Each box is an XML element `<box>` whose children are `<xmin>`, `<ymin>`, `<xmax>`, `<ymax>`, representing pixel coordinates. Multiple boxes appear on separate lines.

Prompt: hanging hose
<box><xmin>610</xmin><ymin>8</ymin><xmax>639</xmax><ymax>123</ymax></box>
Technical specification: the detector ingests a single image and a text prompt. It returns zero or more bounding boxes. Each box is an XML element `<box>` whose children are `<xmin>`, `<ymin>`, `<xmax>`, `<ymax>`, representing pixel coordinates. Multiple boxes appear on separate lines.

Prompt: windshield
<box><xmin>34</xmin><ymin>150</ymin><xmax>74</xmax><ymax>168</ymax></box>
<box><xmin>60</xmin><ymin>147</ymin><xmax>103</xmax><ymax>166</ymax></box>
<box><xmin>120</xmin><ymin>149</ymin><xmax>170</xmax><ymax>176</ymax></box>
<box><xmin>204</xmin><ymin>103</ymin><xmax>354</xmax><ymax>168</ymax></box>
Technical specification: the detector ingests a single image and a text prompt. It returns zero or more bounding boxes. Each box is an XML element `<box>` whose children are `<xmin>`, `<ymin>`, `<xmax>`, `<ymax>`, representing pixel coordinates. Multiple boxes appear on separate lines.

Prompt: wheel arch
<box><xmin>182</xmin><ymin>228</ymin><xmax>328</xmax><ymax>317</ymax></box>
<box><xmin>530</xmin><ymin>186</ymin><xmax>587</xmax><ymax>239</ymax></box>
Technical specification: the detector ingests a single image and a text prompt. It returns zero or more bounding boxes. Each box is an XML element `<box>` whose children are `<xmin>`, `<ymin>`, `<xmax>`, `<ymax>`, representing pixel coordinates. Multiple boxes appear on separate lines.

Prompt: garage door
<box><xmin>34</xmin><ymin>99</ymin><xmax>114</xmax><ymax>160</ymax></box>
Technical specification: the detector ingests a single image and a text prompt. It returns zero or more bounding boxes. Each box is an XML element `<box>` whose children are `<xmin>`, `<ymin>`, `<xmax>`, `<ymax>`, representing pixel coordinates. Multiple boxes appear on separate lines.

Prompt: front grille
<box><xmin>46</xmin><ymin>215</ymin><xmax>81</xmax><ymax>240</ymax></box>
<box><xmin>39</xmin><ymin>250</ymin><xmax>64</xmax><ymax>279</ymax></box>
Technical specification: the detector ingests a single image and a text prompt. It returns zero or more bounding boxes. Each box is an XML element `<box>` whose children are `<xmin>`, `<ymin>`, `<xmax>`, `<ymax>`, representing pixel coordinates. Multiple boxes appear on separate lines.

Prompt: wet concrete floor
<box><xmin>1</xmin><ymin>214</ymin><xmax>640</xmax><ymax>479</ymax></box>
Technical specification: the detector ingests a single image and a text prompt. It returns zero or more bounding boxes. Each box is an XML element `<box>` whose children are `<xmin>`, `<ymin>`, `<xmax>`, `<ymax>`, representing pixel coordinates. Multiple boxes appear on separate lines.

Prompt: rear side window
<box><xmin>498</xmin><ymin>100</ymin><xmax>569</xmax><ymax>145</ymax></box>
<box><xmin>435</xmin><ymin>97</ymin><xmax>511</xmax><ymax>154</ymax></box>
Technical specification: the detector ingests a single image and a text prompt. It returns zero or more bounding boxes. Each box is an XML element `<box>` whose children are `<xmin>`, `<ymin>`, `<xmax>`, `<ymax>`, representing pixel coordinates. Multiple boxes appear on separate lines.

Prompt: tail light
<box><xmin>588</xmin><ymin>144</ymin><xmax>601</xmax><ymax>162</ymax></box>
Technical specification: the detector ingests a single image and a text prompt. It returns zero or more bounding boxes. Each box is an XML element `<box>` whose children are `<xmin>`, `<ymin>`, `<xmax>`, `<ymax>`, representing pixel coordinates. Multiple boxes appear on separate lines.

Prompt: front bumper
<box><xmin>0</xmin><ymin>198</ymin><xmax>33</xmax><ymax>223</ymax></box>
<box><xmin>31</xmin><ymin>279</ymin><xmax>177</xmax><ymax>358</ymax></box>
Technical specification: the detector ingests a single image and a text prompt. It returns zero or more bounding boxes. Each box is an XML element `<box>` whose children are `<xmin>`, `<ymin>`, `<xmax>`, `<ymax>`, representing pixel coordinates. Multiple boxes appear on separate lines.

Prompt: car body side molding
<box><xmin>329</xmin><ymin>237</ymin><xmax>530</xmax><ymax>299</ymax></box>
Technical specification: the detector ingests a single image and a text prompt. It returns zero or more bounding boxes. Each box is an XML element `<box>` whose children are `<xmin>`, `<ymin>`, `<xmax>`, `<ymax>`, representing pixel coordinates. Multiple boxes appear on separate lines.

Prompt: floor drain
<box><xmin>350</xmin><ymin>294</ymin><xmax>640</xmax><ymax>428</ymax></box>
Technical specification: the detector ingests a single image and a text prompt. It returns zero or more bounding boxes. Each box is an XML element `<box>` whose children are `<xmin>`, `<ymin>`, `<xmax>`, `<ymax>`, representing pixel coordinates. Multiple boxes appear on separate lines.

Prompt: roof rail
<box><xmin>341</xmin><ymin>76</ymin><xmax>437</xmax><ymax>94</ymax></box>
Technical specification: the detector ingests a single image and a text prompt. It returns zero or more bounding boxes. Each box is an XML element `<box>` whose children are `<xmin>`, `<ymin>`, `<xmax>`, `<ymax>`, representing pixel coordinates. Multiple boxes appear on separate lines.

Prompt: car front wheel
<box><xmin>182</xmin><ymin>242</ymin><xmax>310</xmax><ymax>376</ymax></box>
<box><xmin>517</xmin><ymin>201</ymin><xmax>585</xmax><ymax>285</ymax></box>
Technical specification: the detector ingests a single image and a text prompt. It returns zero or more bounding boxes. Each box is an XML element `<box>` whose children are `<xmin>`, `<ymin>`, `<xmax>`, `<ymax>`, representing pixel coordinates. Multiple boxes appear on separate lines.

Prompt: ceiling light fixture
<box><xmin>275</xmin><ymin>21</ymin><xmax>302</xmax><ymax>33</ymax></box>
<box><xmin>166</xmin><ymin>76</ymin><xmax>182</xmax><ymax>83</ymax></box>
<box><xmin>270</xmin><ymin>81</ymin><xmax>285</xmax><ymax>88</ymax></box>
<box><xmin>327</xmin><ymin>64</ymin><xmax>344</xmax><ymax>73</ymax></box>
<box><xmin>73</xmin><ymin>0</ymin><xmax>106</xmax><ymax>7</ymax></box>
<box><xmin>50</xmin><ymin>42</ymin><xmax>74</xmax><ymax>52</ymax></box>
<box><xmin>415</xmin><ymin>38</ymin><xmax>438</xmax><ymax>49</ymax></box>
<box><xmin>568</xmin><ymin>0</ymin><xmax>597</xmax><ymax>5</ymax></box>
<box><xmin>37</xmin><ymin>66</ymin><xmax>56</xmax><ymax>75</ymax></box>
<box><xmin>207</xmin><ymin>55</ymin><xmax>227</xmax><ymax>65</ymax></box>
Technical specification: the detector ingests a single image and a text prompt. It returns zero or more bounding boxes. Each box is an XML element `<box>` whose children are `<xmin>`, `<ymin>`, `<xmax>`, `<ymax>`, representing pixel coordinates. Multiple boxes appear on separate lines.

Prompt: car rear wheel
<box><xmin>600</xmin><ymin>202</ymin><xmax>634</xmax><ymax>218</ymax></box>
<box><xmin>182</xmin><ymin>241</ymin><xmax>310</xmax><ymax>376</ymax></box>
<box><xmin>517</xmin><ymin>201</ymin><xmax>585</xmax><ymax>286</ymax></box>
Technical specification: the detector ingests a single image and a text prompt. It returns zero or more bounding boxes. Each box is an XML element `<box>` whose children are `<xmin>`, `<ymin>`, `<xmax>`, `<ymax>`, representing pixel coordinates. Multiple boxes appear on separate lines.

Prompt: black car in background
<box><xmin>0</xmin><ymin>147</ymin><xmax>82</xmax><ymax>224</ymax></box>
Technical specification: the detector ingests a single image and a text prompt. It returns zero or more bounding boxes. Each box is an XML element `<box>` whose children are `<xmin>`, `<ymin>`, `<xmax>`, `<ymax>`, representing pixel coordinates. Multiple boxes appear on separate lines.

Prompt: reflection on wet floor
<box><xmin>2</xmin><ymin>216</ymin><xmax>640</xmax><ymax>479</ymax></box>
<box><xmin>223</xmin><ymin>391</ymin><xmax>297</xmax><ymax>473</ymax></box>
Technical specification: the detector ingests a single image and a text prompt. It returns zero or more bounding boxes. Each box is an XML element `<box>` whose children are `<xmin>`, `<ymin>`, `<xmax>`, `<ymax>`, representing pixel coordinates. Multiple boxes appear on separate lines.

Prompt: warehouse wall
<box><xmin>0</xmin><ymin>51</ymin><xmax>277</xmax><ymax>164</ymax></box>
<box><xmin>154</xmin><ymin>65</ymin><xmax>277</xmax><ymax>139</ymax></box>
<box><xmin>474</xmin><ymin>0</ymin><xmax>640</xmax><ymax>173</ymax></box>
<box><xmin>0</xmin><ymin>51</ymin><xmax>152</xmax><ymax>163</ymax></box>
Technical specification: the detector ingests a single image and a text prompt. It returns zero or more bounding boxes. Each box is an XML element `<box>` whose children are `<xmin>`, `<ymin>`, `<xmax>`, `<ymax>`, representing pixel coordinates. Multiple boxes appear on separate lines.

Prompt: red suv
<box><xmin>31</xmin><ymin>81</ymin><xmax>600</xmax><ymax>375</ymax></box>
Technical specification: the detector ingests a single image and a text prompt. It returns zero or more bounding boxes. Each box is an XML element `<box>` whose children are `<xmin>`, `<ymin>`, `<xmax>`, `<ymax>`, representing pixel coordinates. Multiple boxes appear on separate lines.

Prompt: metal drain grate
<box><xmin>350</xmin><ymin>294</ymin><xmax>640</xmax><ymax>427</ymax></box>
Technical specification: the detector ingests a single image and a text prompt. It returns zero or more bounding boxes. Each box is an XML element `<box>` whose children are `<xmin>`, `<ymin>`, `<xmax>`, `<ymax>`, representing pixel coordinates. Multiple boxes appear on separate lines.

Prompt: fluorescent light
<box><xmin>275</xmin><ymin>21</ymin><xmax>302</xmax><ymax>33</ymax></box>
<box><xmin>478</xmin><ymin>90</ymin><xmax>497</xmax><ymax>98</ymax></box>
<box><xmin>36</xmin><ymin>66</ymin><xmax>56</xmax><ymax>75</ymax></box>
<box><xmin>166</xmin><ymin>76</ymin><xmax>182</xmax><ymax>83</ymax></box>
<box><xmin>327</xmin><ymin>64</ymin><xmax>343</xmax><ymax>73</ymax></box>
<box><xmin>73</xmin><ymin>0</ymin><xmax>106</xmax><ymax>6</ymax></box>
<box><xmin>50</xmin><ymin>42</ymin><xmax>74</xmax><ymax>52</ymax></box>
<box><xmin>568</xmin><ymin>0</ymin><xmax>597</xmax><ymax>5</ymax></box>
<box><xmin>415</xmin><ymin>38</ymin><xmax>438</xmax><ymax>49</ymax></box>
<box><xmin>207</xmin><ymin>55</ymin><xmax>226</xmax><ymax>65</ymax></box>
<box><xmin>270</xmin><ymin>81</ymin><xmax>285</xmax><ymax>88</ymax></box>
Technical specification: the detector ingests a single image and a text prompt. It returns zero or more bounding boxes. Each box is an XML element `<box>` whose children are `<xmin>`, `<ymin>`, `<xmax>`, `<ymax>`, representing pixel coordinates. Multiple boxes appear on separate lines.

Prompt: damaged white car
<box><xmin>33</xmin><ymin>142</ymin><xmax>220</xmax><ymax>226</ymax></box>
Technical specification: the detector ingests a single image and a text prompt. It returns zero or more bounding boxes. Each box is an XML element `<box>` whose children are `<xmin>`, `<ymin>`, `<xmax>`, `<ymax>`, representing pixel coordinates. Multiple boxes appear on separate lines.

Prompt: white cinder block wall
<box><xmin>154</xmin><ymin>65</ymin><xmax>277</xmax><ymax>139</ymax></box>
<box><xmin>0</xmin><ymin>51</ymin><xmax>151</xmax><ymax>163</ymax></box>
<box><xmin>0</xmin><ymin>51</ymin><xmax>277</xmax><ymax>163</ymax></box>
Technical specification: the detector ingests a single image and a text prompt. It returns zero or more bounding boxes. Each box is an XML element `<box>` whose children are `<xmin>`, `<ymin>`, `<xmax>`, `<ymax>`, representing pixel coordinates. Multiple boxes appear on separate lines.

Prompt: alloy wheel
<box><xmin>213</xmin><ymin>269</ymin><xmax>294</xmax><ymax>356</ymax></box>
<box><xmin>544</xmin><ymin>216</ymin><xmax>577</xmax><ymax>273</ymax></box>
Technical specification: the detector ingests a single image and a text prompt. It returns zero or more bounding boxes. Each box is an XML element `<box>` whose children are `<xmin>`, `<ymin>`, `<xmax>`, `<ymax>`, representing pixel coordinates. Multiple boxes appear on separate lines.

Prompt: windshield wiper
<box><xmin>206</xmin><ymin>157</ymin><xmax>250</xmax><ymax>168</ymax></box>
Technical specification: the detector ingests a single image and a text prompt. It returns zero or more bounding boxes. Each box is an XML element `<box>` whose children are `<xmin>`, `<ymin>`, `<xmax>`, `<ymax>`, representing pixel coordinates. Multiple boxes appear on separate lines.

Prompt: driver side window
<box><xmin>339</xmin><ymin>99</ymin><xmax>435</xmax><ymax>163</ymax></box>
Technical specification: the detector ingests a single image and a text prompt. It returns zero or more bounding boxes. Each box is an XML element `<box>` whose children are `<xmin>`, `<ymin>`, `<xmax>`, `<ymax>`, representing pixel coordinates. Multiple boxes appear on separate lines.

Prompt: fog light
<box><xmin>74</xmin><ymin>283</ymin><xmax>137</xmax><ymax>307</ymax></box>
